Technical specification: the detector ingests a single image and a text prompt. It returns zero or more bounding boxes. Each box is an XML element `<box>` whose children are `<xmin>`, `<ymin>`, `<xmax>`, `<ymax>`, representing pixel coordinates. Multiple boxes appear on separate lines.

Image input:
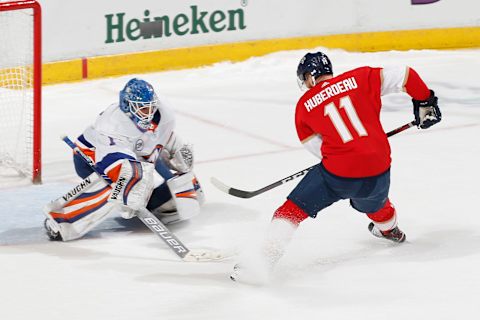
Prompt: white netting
<box><xmin>0</xmin><ymin>6</ymin><xmax>34</xmax><ymax>179</ymax></box>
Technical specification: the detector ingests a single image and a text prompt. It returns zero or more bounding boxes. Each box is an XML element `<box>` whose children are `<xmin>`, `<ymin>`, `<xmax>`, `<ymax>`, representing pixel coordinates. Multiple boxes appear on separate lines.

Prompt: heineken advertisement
<box><xmin>105</xmin><ymin>5</ymin><xmax>247</xmax><ymax>44</ymax></box>
<box><xmin>36</xmin><ymin>0</ymin><xmax>477</xmax><ymax>63</ymax></box>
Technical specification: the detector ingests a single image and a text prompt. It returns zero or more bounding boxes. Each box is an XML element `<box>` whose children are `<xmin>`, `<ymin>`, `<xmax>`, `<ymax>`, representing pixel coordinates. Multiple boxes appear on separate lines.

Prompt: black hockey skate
<box><xmin>44</xmin><ymin>219</ymin><xmax>62</xmax><ymax>241</ymax></box>
<box><xmin>368</xmin><ymin>222</ymin><xmax>406</xmax><ymax>243</ymax></box>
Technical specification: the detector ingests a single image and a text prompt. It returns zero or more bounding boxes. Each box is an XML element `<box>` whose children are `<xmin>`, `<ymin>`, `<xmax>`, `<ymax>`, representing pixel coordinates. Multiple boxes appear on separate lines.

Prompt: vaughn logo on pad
<box><xmin>62</xmin><ymin>177</ymin><xmax>92</xmax><ymax>202</ymax></box>
<box><xmin>109</xmin><ymin>176</ymin><xmax>127</xmax><ymax>202</ymax></box>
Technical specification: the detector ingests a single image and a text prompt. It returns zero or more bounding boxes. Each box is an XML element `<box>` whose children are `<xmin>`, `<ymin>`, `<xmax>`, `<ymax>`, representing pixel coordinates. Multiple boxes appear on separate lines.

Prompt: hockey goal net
<box><xmin>0</xmin><ymin>0</ymin><xmax>41</xmax><ymax>184</ymax></box>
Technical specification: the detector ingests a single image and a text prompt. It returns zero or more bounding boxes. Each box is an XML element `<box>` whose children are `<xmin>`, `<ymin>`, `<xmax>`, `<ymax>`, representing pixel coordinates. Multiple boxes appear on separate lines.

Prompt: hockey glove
<box><xmin>161</xmin><ymin>144</ymin><xmax>194</xmax><ymax>174</ymax></box>
<box><xmin>171</xmin><ymin>144</ymin><xmax>194</xmax><ymax>173</ymax></box>
<box><xmin>412</xmin><ymin>90</ymin><xmax>442</xmax><ymax>129</ymax></box>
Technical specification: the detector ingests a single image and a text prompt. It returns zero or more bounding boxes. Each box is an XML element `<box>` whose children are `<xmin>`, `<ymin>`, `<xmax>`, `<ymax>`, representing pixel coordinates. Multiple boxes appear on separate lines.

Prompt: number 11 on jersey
<box><xmin>324</xmin><ymin>96</ymin><xmax>368</xmax><ymax>143</ymax></box>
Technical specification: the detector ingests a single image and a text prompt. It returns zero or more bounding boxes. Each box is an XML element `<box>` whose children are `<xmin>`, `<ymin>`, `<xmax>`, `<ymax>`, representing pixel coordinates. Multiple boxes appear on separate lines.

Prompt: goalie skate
<box><xmin>368</xmin><ymin>222</ymin><xmax>406</xmax><ymax>243</ymax></box>
<box><xmin>44</xmin><ymin>218</ymin><xmax>62</xmax><ymax>241</ymax></box>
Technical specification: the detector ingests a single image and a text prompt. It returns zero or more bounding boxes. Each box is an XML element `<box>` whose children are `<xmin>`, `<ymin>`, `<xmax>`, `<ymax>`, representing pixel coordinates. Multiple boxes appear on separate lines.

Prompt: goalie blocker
<box><xmin>44</xmin><ymin>159</ymin><xmax>205</xmax><ymax>241</ymax></box>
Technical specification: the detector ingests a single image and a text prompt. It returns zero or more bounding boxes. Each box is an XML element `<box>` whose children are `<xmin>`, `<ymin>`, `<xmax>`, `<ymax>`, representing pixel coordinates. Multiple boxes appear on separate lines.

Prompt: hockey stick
<box><xmin>385</xmin><ymin>120</ymin><xmax>416</xmax><ymax>138</ymax></box>
<box><xmin>211</xmin><ymin>120</ymin><xmax>416</xmax><ymax>199</ymax></box>
<box><xmin>61</xmin><ymin>136</ymin><xmax>224</xmax><ymax>262</ymax></box>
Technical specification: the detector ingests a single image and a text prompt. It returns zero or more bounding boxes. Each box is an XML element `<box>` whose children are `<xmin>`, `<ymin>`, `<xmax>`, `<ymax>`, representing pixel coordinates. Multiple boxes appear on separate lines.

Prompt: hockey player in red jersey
<box><xmin>231</xmin><ymin>51</ymin><xmax>441</xmax><ymax>283</ymax></box>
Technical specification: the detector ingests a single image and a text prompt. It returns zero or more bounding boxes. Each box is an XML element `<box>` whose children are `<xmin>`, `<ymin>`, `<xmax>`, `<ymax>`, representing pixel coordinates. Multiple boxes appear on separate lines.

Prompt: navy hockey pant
<box><xmin>287</xmin><ymin>163</ymin><xmax>390</xmax><ymax>218</ymax></box>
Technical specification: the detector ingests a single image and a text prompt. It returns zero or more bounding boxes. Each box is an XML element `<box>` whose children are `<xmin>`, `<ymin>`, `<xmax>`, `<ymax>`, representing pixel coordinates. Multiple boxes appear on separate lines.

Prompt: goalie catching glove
<box><xmin>162</xmin><ymin>143</ymin><xmax>194</xmax><ymax>173</ymax></box>
<box><xmin>412</xmin><ymin>90</ymin><xmax>442</xmax><ymax>129</ymax></box>
<box><xmin>162</xmin><ymin>132</ymin><xmax>194</xmax><ymax>173</ymax></box>
<box><xmin>171</xmin><ymin>144</ymin><xmax>194</xmax><ymax>173</ymax></box>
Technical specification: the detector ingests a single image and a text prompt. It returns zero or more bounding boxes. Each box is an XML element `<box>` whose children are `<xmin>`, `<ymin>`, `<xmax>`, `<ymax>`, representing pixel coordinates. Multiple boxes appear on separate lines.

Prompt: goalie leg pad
<box><xmin>108</xmin><ymin>160</ymin><xmax>161</xmax><ymax>211</ymax></box>
<box><xmin>148</xmin><ymin>171</ymin><xmax>206</xmax><ymax>213</ymax></box>
<box><xmin>163</xmin><ymin>172</ymin><xmax>201</xmax><ymax>224</ymax></box>
<box><xmin>192</xmin><ymin>175</ymin><xmax>206</xmax><ymax>206</ymax></box>
<box><xmin>43</xmin><ymin>174</ymin><xmax>115</xmax><ymax>241</ymax></box>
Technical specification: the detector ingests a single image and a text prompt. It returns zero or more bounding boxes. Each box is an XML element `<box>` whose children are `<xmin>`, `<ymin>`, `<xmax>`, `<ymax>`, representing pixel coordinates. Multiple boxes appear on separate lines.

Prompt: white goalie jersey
<box><xmin>76</xmin><ymin>98</ymin><xmax>187</xmax><ymax>180</ymax></box>
<box><xmin>43</xmin><ymin>79</ymin><xmax>203</xmax><ymax>242</ymax></box>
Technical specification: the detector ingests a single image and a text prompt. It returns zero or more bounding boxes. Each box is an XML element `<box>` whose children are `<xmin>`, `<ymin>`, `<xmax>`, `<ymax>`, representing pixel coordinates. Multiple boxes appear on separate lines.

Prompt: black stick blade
<box><xmin>210</xmin><ymin>177</ymin><xmax>256</xmax><ymax>198</ymax></box>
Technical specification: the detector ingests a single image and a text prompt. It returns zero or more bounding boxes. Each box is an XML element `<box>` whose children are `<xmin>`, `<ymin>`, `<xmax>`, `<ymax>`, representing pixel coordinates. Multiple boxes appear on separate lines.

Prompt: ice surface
<box><xmin>1</xmin><ymin>48</ymin><xmax>479</xmax><ymax>319</ymax></box>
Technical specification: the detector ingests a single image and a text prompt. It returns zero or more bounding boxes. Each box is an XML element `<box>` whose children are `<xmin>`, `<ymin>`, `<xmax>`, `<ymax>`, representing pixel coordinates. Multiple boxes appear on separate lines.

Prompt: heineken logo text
<box><xmin>105</xmin><ymin>5</ymin><xmax>246</xmax><ymax>43</ymax></box>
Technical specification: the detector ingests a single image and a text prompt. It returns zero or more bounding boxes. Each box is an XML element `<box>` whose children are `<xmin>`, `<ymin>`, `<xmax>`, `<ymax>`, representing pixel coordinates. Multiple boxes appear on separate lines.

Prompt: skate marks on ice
<box><xmin>0</xmin><ymin>187</ymin><xmax>258</xmax><ymax>264</ymax></box>
<box><xmin>0</xmin><ymin>211</ymin><xmax>146</xmax><ymax>246</ymax></box>
<box><xmin>134</xmin><ymin>262</ymin><xmax>235</xmax><ymax>286</ymax></box>
<box><xmin>0</xmin><ymin>183</ymin><xmax>65</xmax><ymax>245</ymax></box>
<box><xmin>268</xmin><ymin>227</ymin><xmax>480</xmax><ymax>286</ymax></box>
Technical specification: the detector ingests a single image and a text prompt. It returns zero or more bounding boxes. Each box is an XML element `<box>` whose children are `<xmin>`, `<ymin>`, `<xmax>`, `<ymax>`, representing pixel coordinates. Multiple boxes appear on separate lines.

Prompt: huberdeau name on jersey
<box><xmin>303</xmin><ymin>77</ymin><xmax>358</xmax><ymax>112</ymax></box>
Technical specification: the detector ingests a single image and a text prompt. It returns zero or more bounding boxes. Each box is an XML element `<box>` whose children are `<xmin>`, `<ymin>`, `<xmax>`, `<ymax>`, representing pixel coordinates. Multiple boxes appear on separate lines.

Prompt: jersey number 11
<box><xmin>324</xmin><ymin>96</ymin><xmax>368</xmax><ymax>143</ymax></box>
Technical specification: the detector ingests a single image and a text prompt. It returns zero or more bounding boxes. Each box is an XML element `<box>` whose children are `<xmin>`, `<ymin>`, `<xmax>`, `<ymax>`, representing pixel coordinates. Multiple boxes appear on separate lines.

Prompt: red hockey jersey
<box><xmin>295</xmin><ymin>67</ymin><xmax>390</xmax><ymax>178</ymax></box>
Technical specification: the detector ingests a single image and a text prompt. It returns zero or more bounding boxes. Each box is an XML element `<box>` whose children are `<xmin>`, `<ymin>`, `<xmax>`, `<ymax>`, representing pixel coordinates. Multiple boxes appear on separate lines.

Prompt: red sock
<box><xmin>367</xmin><ymin>199</ymin><xmax>397</xmax><ymax>232</ymax></box>
<box><xmin>273</xmin><ymin>199</ymin><xmax>309</xmax><ymax>226</ymax></box>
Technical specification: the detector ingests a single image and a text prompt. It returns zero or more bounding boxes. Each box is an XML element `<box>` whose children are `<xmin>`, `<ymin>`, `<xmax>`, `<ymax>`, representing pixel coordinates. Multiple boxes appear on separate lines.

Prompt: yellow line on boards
<box><xmin>40</xmin><ymin>26</ymin><xmax>480</xmax><ymax>85</ymax></box>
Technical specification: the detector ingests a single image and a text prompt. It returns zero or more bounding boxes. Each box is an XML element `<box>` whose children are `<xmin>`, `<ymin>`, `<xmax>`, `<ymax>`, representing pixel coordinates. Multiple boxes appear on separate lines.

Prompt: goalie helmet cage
<box><xmin>0</xmin><ymin>0</ymin><xmax>42</xmax><ymax>183</ymax></box>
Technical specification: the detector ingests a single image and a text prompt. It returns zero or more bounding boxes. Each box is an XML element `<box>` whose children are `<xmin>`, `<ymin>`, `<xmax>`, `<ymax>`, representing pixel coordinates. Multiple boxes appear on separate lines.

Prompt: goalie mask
<box><xmin>296</xmin><ymin>52</ymin><xmax>333</xmax><ymax>89</ymax></box>
<box><xmin>119</xmin><ymin>78</ymin><xmax>159</xmax><ymax>131</ymax></box>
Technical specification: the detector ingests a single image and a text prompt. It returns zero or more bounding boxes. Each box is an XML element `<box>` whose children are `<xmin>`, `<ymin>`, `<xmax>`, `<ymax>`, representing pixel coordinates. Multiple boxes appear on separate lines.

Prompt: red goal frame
<box><xmin>0</xmin><ymin>0</ymin><xmax>42</xmax><ymax>183</ymax></box>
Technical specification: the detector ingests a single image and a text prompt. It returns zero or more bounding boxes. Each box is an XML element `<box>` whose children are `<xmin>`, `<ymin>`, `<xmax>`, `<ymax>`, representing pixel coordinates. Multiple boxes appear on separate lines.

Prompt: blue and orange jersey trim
<box><xmin>142</xmin><ymin>144</ymin><xmax>163</xmax><ymax>161</ymax></box>
<box><xmin>77</xmin><ymin>134</ymin><xmax>94</xmax><ymax>149</ymax></box>
<box><xmin>75</xmin><ymin>134</ymin><xmax>96</xmax><ymax>162</ymax></box>
<box><xmin>97</xmin><ymin>152</ymin><xmax>135</xmax><ymax>182</ymax></box>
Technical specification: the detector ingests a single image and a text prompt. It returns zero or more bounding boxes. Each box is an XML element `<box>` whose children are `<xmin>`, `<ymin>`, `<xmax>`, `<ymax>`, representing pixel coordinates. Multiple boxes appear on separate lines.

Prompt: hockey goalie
<box><xmin>43</xmin><ymin>78</ymin><xmax>205</xmax><ymax>241</ymax></box>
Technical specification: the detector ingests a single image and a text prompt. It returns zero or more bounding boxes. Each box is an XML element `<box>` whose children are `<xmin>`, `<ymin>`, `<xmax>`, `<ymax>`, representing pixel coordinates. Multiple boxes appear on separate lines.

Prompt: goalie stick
<box><xmin>61</xmin><ymin>136</ymin><xmax>224</xmax><ymax>262</ymax></box>
<box><xmin>211</xmin><ymin>121</ymin><xmax>416</xmax><ymax>199</ymax></box>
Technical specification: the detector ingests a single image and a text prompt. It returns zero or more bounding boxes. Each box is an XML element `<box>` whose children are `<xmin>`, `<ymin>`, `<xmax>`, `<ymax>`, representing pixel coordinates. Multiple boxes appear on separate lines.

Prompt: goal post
<box><xmin>0</xmin><ymin>0</ymin><xmax>42</xmax><ymax>184</ymax></box>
